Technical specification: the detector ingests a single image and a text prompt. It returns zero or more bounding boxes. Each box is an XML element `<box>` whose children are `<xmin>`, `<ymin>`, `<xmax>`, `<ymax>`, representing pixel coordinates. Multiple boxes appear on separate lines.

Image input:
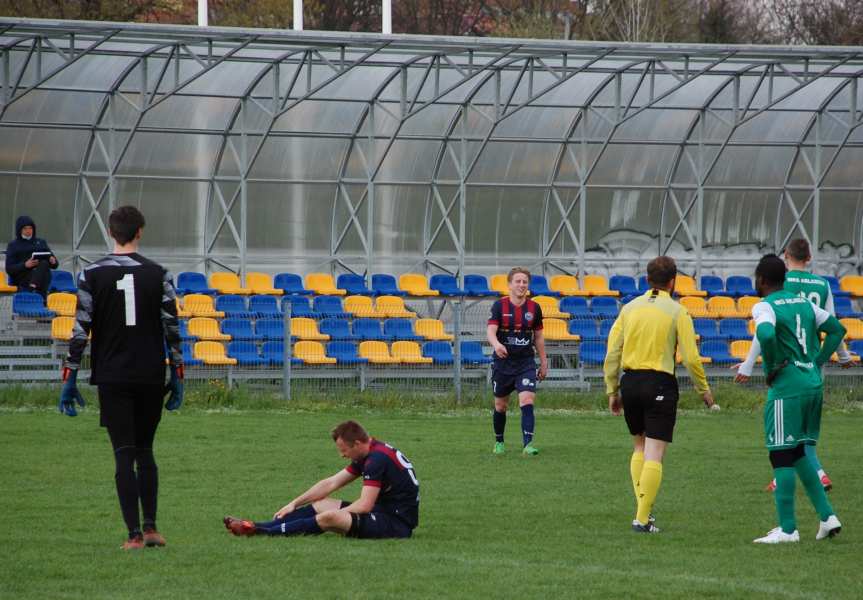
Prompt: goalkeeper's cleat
<box><xmin>816</xmin><ymin>515</ymin><xmax>841</xmax><ymax>540</ymax></box>
<box><xmin>632</xmin><ymin>520</ymin><xmax>660</xmax><ymax>534</ymax></box>
<box><xmin>764</xmin><ymin>479</ymin><xmax>776</xmax><ymax>492</ymax></box>
<box><xmin>493</xmin><ymin>442</ymin><xmax>505</xmax><ymax>455</ymax></box>
<box><xmin>143</xmin><ymin>528</ymin><xmax>166</xmax><ymax>547</ymax></box>
<box><xmin>821</xmin><ymin>474</ymin><xmax>833</xmax><ymax>492</ymax></box>
<box><xmin>224</xmin><ymin>515</ymin><xmax>256</xmax><ymax>536</ymax></box>
<box><xmin>122</xmin><ymin>534</ymin><xmax>145</xmax><ymax>550</ymax></box>
<box><xmin>522</xmin><ymin>444</ymin><xmax>539</xmax><ymax>456</ymax></box>
<box><xmin>753</xmin><ymin>527</ymin><xmax>799</xmax><ymax>544</ymax></box>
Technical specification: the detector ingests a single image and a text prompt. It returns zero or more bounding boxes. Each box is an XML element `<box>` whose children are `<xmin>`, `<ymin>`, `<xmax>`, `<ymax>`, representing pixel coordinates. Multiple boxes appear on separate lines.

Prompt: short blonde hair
<box><xmin>507</xmin><ymin>267</ymin><xmax>531</xmax><ymax>283</ymax></box>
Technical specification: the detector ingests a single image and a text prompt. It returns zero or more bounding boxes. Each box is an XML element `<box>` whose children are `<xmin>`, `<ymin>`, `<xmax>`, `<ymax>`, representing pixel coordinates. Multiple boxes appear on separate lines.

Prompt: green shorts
<box><xmin>763</xmin><ymin>388</ymin><xmax>823</xmax><ymax>450</ymax></box>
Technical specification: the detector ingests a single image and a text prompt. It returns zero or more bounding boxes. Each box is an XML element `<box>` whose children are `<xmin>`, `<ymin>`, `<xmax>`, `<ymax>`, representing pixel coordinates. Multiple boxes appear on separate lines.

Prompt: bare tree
<box><xmin>697</xmin><ymin>0</ymin><xmax>777</xmax><ymax>44</ymax></box>
<box><xmin>772</xmin><ymin>0</ymin><xmax>863</xmax><ymax>45</ymax></box>
<box><xmin>584</xmin><ymin>0</ymin><xmax>693</xmax><ymax>43</ymax></box>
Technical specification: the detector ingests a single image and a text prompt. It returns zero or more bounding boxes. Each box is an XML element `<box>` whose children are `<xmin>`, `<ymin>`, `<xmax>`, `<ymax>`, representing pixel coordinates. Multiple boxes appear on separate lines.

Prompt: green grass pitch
<box><xmin>2</xmin><ymin>401</ymin><xmax>861</xmax><ymax>599</ymax></box>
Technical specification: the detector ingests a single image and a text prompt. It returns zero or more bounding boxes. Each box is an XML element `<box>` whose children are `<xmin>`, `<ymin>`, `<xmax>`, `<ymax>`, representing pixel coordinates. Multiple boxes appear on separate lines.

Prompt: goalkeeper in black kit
<box><xmin>59</xmin><ymin>206</ymin><xmax>184</xmax><ymax>550</ymax></box>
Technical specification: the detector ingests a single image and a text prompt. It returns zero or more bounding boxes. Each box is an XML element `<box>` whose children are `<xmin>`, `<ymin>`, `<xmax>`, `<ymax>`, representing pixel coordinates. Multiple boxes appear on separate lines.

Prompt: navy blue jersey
<box><xmin>488</xmin><ymin>297</ymin><xmax>544</xmax><ymax>367</ymax></box>
<box><xmin>346</xmin><ymin>439</ymin><xmax>419</xmax><ymax>528</ymax></box>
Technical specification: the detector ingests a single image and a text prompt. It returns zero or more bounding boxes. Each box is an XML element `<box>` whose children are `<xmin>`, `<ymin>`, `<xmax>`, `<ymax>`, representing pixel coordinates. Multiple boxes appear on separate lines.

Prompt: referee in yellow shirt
<box><xmin>603</xmin><ymin>256</ymin><xmax>714</xmax><ymax>533</ymax></box>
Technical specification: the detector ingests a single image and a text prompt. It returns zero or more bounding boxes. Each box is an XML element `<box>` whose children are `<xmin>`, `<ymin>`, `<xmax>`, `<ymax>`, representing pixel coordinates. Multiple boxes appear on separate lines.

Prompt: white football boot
<box><xmin>816</xmin><ymin>515</ymin><xmax>841</xmax><ymax>540</ymax></box>
<box><xmin>753</xmin><ymin>527</ymin><xmax>800</xmax><ymax>544</ymax></box>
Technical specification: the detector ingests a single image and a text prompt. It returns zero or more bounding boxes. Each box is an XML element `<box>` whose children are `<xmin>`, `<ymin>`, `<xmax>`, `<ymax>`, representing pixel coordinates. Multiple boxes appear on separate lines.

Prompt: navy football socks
<box><xmin>520</xmin><ymin>404</ymin><xmax>535</xmax><ymax>447</ymax></box>
<box><xmin>256</xmin><ymin>516</ymin><xmax>323</xmax><ymax>536</ymax></box>
<box><xmin>254</xmin><ymin>504</ymin><xmax>317</xmax><ymax>531</ymax></box>
<box><xmin>493</xmin><ymin>409</ymin><xmax>506</xmax><ymax>442</ymax></box>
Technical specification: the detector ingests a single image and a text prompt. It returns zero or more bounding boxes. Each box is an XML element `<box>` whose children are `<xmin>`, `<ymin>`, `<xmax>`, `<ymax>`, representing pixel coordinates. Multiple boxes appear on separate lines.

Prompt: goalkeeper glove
<box><xmin>165</xmin><ymin>364</ymin><xmax>184</xmax><ymax>411</ymax></box>
<box><xmin>58</xmin><ymin>367</ymin><xmax>86</xmax><ymax>417</ymax></box>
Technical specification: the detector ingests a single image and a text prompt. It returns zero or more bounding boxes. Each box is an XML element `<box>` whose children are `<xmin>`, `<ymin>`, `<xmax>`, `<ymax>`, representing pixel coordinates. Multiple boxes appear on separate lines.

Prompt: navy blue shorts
<box><xmin>347</xmin><ymin>511</ymin><xmax>414</xmax><ymax>539</ymax></box>
<box><xmin>491</xmin><ymin>363</ymin><xmax>537</xmax><ymax>398</ymax></box>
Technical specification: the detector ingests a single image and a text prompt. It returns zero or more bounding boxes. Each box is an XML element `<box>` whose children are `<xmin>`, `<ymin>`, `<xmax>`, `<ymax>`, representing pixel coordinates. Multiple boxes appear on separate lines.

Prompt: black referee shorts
<box><xmin>620</xmin><ymin>370</ymin><xmax>679</xmax><ymax>443</ymax></box>
<box><xmin>98</xmin><ymin>383</ymin><xmax>165</xmax><ymax>450</ymax></box>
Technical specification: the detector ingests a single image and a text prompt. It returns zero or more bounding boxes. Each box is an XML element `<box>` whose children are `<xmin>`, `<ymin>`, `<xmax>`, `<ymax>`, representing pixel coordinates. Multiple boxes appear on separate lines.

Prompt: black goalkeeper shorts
<box><xmin>98</xmin><ymin>383</ymin><xmax>165</xmax><ymax>450</ymax></box>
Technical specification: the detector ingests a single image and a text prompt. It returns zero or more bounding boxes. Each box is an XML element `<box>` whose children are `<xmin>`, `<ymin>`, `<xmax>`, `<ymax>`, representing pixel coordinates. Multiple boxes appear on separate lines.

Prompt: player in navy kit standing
<box><xmin>224</xmin><ymin>420</ymin><xmax>419</xmax><ymax>539</ymax></box>
<box><xmin>58</xmin><ymin>206</ymin><xmax>184</xmax><ymax>550</ymax></box>
<box><xmin>487</xmin><ymin>267</ymin><xmax>547</xmax><ymax>456</ymax></box>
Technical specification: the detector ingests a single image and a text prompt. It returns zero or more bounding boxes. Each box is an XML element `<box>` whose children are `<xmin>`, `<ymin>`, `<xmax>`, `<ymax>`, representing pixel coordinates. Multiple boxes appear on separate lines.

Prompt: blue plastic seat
<box><xmin>249</xmin><ymin>295</ymin><xmax>281</xmax><ymax>318</ymax></box>
<box><xmin>833</xmin><ymin>296</ymin><xmax>862</xmax><ymax>319</ymax></box>
<box><xmin>598</xmin><ymin>319</ymin><xmax>615</xmax><ymax>339</ymax></box>
<box><xmin>423</xmin><ymin>341</ymin><xmax>454</xmax><ymax>365</ymax></box>
<box><xmin>580</xmin><ymin>341</ymin><xmax>607</xmax><ymax>365</ymax></box>
<box><xmin>824</xmin><ymin>275</ymin><xmax>850</xmax><ymax>298</ymax></box>
<box><xmin>227</xmin><ymin>341</ymin><xmax>267</xmax><ymax>366</ymax></box>
<box><xmin>215</xmin><ymin>295</ymin><xmax>255</xmax><ymax>319</ymax></box>
<box><xmin>12</xmin><ymin>292</ymin><xmax>55</xmax><ymax>318</ymax></box>
<box><xmin>281</xmin><ymin>296</ymin><xmax>319</xmax><ymax>318</ymax></box>
<box><xmin>256</xmin><ymin>318</ymin><xmax>286</xmax><ymax>341</ymax></box>
<box><xmin>638</xmin><ymin>276</ymin><xmax>650</xmax><ymax>293</ymax></box>
<box><xmin>560</xmin><ymin>297</ymin><xmax>591</xmax><ymax>318</ymax></box>
<box><xmin>719</xmin><ymin>318</ymin><xmax>750</xmax><ymax>340</ymax></box>
<box><xmin>353</xmin><ymin>319</ymin><xmax>390</xmax><ymax>341</ymax></box>
<box><xmin>176</xmin><ymin>272</ymin><xmax>216</xmax><ymax>295</ymax></box>
<box><xmin>319</xmin><ymin>318</ymin><xmax>357</xmax><ymax>341</ymax></box>
<box><xmin>848</xmin><ymin>340</ymin><xmax>863</xmax><ymax>355</ymax></box>
<box><xmin>569</xmin><ymin>319</ymin><xmax>599</xmax><ymax>340</ymax></box>
<box><xmin>700</xmin><ymin>275</ymin><xmax>731</xmax><ymax>297</ymax></box>
<box><xmin>182</xmin><ymin>342</ymin><xmax>203</xmax><ymax>366</ymax></box>
<box><xmin>609</xmin><ymin>275</ymin><xmax>638</xmax><ymax>299</ymax></box>
<box><xmin>429</xmin><ymin>274</ymin><xmax>465</xmax><ymax>296</ymax></box>
<box><xmin>261</xmin><ymin>341</ymin><xmax>303</xmax><ymax>365</ymax></box>
<box><xmin>313</xmin><ymin>296</ymin><xmax>349</xmax><ymax>318</ymax></box>
<box><xmin>179</xmin><ymin>320</ymin><xmax>196</xmax><ymax>341</ymax></box>
<box><xmin>463</xmin><ymin>274</ymin><xmax>496</xmax><ymax>297</ymax></box>
<box><xmin>326</xmin><ymin>341</ymin><xmax>368</xmax><ymax>365</ymax></box>
<box><xmin>371</xmin><ymin>274</ymin><xmax>406</xmax><ymax>296</ymax></box>
<box><xmin>529</xmin><ymin>275</ymin><xmax>560</xmax><ymax>298</ymax></box>
<box><xmin>460</xmin><ymin>341</ymin><xmax>492</xmax><ymax>365</ymax></box>
<box><xmin>384</xmin><ymin>318</ymin><xmax>422</xmax><ymax>341</ymax></box>
<box><xmin>274</xmin><ymin>273</ymin><xmax>312</xmax><ymax>295</ymax></box>
<box><xmin>726</xmin><ymin>276</ymin><xmax>757</xmax><ymax>297</ymax></box>
<box><xmin>693</xmin><ymin>318</ymin><xmax>724</xmax><ymax>341</ymax></box>
<box><xmin>221</xmin><ymin>318</ymin><xmax>262</xmax><ymax>341</ymax></box>
<box><xmin>700</xmin><ymin>340</ymin><xmax>736</xmax><ymax>364</ymax></box>
<box><xmin>49</xmin><ymin>270</ymin><xmax>77</xmax><ymax>293</ymax></box>
<box><xmin>336</xmin><ymin>273</ymin><xmax>373</xmax><ymax>295</ymax></box>
<box><xmin>591</xmin><ymin>297</ymin><xmax>619</xmax><ymax>318</ymax></box>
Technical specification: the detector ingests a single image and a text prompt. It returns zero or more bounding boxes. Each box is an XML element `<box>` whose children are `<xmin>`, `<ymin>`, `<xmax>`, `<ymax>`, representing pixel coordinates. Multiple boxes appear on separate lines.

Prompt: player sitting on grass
<box><xmin>224</xmin><ymin>420</ymin><xmax>419</xmax><ymax>540</ymax></box>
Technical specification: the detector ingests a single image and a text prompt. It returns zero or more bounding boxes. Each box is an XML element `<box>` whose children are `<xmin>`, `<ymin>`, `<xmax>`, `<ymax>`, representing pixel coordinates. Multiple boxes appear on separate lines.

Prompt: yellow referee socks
<box><xmin>636</xmin><ymin>460</ymin><xmax>663</xmax><ymax>525</ymax></box>
<box><xmin>630</xmin><ymin>451</ymin><xmax>645</xmax><ymax>500</ymax></box>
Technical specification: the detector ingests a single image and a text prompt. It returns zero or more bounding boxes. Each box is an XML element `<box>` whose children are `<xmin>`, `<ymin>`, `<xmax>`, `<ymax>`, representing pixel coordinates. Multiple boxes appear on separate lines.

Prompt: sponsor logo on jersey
<box><xmin>785</xmin><ymin>434</ymin><xmax>795</xmax><ymax>442</ymax></box>
<box><xmin>655</xmin><ymin>395</ymin><xmax>664</xmax><ymax>402</ymax></box>
<box><xmin>525</xmin><ymin>312</ymin><xmax>533</xmax><ymax>321</ymax></box>
<box><xmin>505</xmin><ymin>336</ymin><xmax>531</xmax><ymax>346</ymax></box>
<box><xmin>794</xmin><ymin>360</ymin><xmax>814</xmax><ymax>369</ymax></box>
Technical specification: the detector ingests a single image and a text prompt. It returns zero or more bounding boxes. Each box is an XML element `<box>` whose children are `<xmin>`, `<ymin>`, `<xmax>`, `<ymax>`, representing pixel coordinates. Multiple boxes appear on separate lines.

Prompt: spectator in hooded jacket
<box><xmin>5</xmin><ymin>215</ymin><xmax>58</xmax><ymax>298</ymax></box>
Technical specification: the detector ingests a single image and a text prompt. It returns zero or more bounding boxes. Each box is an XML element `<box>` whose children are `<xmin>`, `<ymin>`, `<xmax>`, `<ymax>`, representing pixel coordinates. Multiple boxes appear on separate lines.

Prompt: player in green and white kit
<box><xmin>749</xmin><ymin>255</ymin><xmax>845</xmax><ymax>544</ymax></box>
<box><xmin>736</xmin><ymin>239</ymin><xmax>852</xmax><ymax>491</ymax></box>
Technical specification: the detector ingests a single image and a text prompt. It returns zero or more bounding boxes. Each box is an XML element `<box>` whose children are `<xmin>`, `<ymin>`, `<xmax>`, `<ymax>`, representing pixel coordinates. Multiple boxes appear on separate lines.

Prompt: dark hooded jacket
<box><xmin>5</xmin><ymin>216</ymin><xmax>57</xmax><ymax>285</ymax></box>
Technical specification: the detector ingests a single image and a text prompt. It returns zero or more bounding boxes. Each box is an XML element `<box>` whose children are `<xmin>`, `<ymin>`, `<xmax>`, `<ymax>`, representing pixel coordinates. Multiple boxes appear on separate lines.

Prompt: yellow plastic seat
<box><xmin>305</xmin><ymin>273</ymin><xmax>346</xmax><ymax>296</ymax></box>
<box><xmin>344</xmin><ymin>295</ymin><xmax>384</xmax><ymax>318</ymax></box>
<box><xmin>47</xmin><ymin>292</ymin><xmax>76</xmax><ymax>317</ymax></box>
<box><xmin>676</xmin><ymin>349</ymin><xmax>712</xmax><ymax>364</ymax></box>
<box><xmin>549</xmin><ymin>275</ymin><xmax>589</xmax><ymax>296</ymax></box>
<box><xmin>532</xmin><ymin>296</ymin><xmax>569</xmax><ymax>319</ymax></box>
<box><xmin>737</xmin><ymin>296</ymin><xmax>760</xmax><ymax>318</ymax></box>
<box><xmin>706</xmin><ymin>296</ymin><xmax>738</xmax><ymax>318</ymax></box>
<box><xmin>194</xmin><ymin>341</ymin><xmax>237</xmax><ymax>365</ymax></box>
<box><xmin>490</xmin><ymin>274</ymin><xmax>509</xmax><ymax>295</ymax></box>
<box><xmin>0</xmin><ymin>278</ymin><xmax>17</xmax><ymax>293</ymax></box>
<box><xmin>245</xmin><ymin>272</ymin><xmax>283</xmax><ymax>295</ymax></box>
<box><xmin>398</xmin><ymin>273</ymin><xmax>439</xmax><ymax>297</ymax></box>
<box><xmin>176</xmin><ymin>298</ymin><xmax>192</xmax><ymax>318</ymax></box>
<box><xmin>358</xmin><ymin>340</ymin><xmax>401</xmax><ymax>364</ymax></box>
<box><xmin>209</xmin><ymin>272</ymin><xmax>252</xmax><ymax>295</ymax></box>
<box><xmin>376</xmin><ymin>296</ymin><xmax>415</xmax><ymax>318</ymax></box>
<box><xmin>290</xmin><ymin>317</ymin><xmax>329</xmax><ymax>341</ymax></box>
<box><xmin>51</xmin><ymin>316</ymin><xmax>74</xmax><ymax>341</ymax></box>
<box><xmin>183</xmin><ymin>294</ymin><xmax>225</xmax><ymax>318</ymax></box>
<box><xmin>840</xmin><ymin>275</ymin><xmax>863</xmax><ymax>297</ymax></box>
<box><xmin>748</xmin><ymin>319</ymin><xmax>756</xmax><ymax>336</ymax></box>
<box><xmin>294</xmin><ymin>341</ymin><xmax>336</xmax><ymax>364</ymax></box>
<box><xmin>188</xmin><ymin>317</ymin><xmax>231</xmax><ymax>341</ymax></box>
<box><xmin>542</xmin><ymin>318</ymin><xmax>580</xmax><ymax>341</ymax></box>
<box><xmin>681</xmin><ymin>296</ymin><xmax>709</xmax><ymax>318</ymax></box>
<box><xmin>415</xmin><ymin>318</ymin><xmax>453</xmax><ymax>341</ymax></box>
<box><xmin>840</xmin><ymin>318</ymin><xmax>863</xmax><ymax>340</ymax></box>
<box><xmin>675</xmin><ymin>274</ymin><xmax>707</xmax><ymax>297</ymax></box>
<box><xmin>730</xmin><ymin>339</ymin><xmax>761</xmax><ymax>363</ymax></box>
<box><xmin>392</xmin><ymin>341</ymin><xmax>433</xmax><ymax>364</ymax></box>
<box><xmin>582</xmin><ymin>274</ymin><xmax>619</xmax><ymax>297</ymax></box>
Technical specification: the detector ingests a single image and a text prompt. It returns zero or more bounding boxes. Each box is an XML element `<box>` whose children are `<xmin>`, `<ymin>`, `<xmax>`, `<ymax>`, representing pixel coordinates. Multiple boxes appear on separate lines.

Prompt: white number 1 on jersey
<box><xmin>116</xmin><ymin>273</ymin><xmax>136</xmax><ymax>327</ymax></box>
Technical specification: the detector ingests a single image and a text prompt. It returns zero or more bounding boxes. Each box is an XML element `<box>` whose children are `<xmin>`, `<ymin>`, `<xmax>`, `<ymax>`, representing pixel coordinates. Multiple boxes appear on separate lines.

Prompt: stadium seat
<box><xmin>719</xmin><ymin>318</ymin><xmax>750</xmax><ymax>341</ymax></box>
<box><xmin>0</xmin><ymin>275</ymin><xmax>18</xmax><ymax>293</ymax></box>
<box><xmin>737</xmin><ymin>296</ymin><xmax>760</xmax><ymax>318</ymax></box>
<box><xmin>730</xmin><ymin>339</ymin><xmax>760</xmax><ymax>363</ymax></box>
<box><xmin>429</xmin><ymin>274</ymin><xmax>465</xmax><ymax>296</ymax></box>
<box><xmin>344</xmin><ymin>295</ymin><xmax>384</xmax><ymax>318</ymax></box>
<box><xmin>590</xmin><ymin>297</ymin><xmax>619</xmax><ymax>318</ymax></box>
<box><xmin>371</xmin><ymin>274</ymin><xmax>406</xmax><ymax>297</ymax></box>
<box><xmin>326</xmin><ymin>341</ymin><xmax>368</xmax><ymax>365</ymax></box>
<box><xmin>12</xmin><ymin>292</ymin><xmax>55</xmax><ymax>318</ymax></box>
<box><xmin>637</xmin><ymin>276</ymin><xmax>650</xmax><ymax>293</ymax></box>
<box><xmin>693</xmin><ymin>318</ymin><xmax>724</xmax><ymax>341</ymax></box>
<box><xmin>423</xmin><ymin>341</ymin><xmax>454</xmax><ymax>365</ymax></box>
<box><xmin>188</xmin><ymin>317</ymin><xmax>231</xmax><ymax>341</ymax></box>
<box><xmin>392</xmin><ymin>341</ymin><xmax>433</xmax><ymax>364</ymax></box>
<box><xmin>245</xmin><ymin>272</ymin><xmax>283</xmax><ymax>295</ymax></box>
<box><xmin>313</xmin><ymin>296</ymin><xmax>350</xmax><ymax>318</ymax></box>
<box><xmin>49</xmin><ymin>270</ymin><xmax>77</xmax><ymax>293</ymax></box>
<box><xmin>179</xmin><ymin>319</ymin><xmax>196</xmax><ymax>341</ymax></box>
<box><xmin>176</xmin><ymin>272</ymin><xmax>216</xmax><ymax>295</ymax></box>
<box><xmin>569</xmin><ymin>319</ymin><xmax>599</xmax><ymax>340</ymax></box>
<box><xmin>305</xmin><ymin>273</ymin><xmax>346</xmax><ymax>296</ymax></box>
<box><xmin>831</xmin><ymin>351</ymin><xmax>861</xmax><ymax>364</ymax></box>
<box><xmin>193</xmin><ymin>341</ymin><xmax>237</xmax><ymax>365</ymax></box>
<box><xmin>376</xmin><ymin>296</ymin><xmax>415</xmax><ymax>318</ymax></box>
<box><xmin>700</xmin><ymin>275</ymin><xmax>731</xmax><ymax>297</ymax></box>
<box><xmin>582</xmin><ymin>275</ymin><xmax>619</xmax><ymax>297</ymax></box>
<box><xmin>256</xmin><ymin>318</ymin><xmax>285</xmax><ymax>341</ymax></box>
<box><xmin>489</xmin><ymin>274</ymin><xmax>509</xmax><ymax>295</ymax></box>
<box><xmin>674</xmin><ymin>274</ymin><xmax>707</xmax><ymax>297</ymax></box>
<box><xmin>706</xmin><ymin>296</ymin><xmax>738</xmax><ymax>318</ymax></box>
<box><xmin>559</xmin><ymin>297</ymin><xmax>591</xmax><ymax>318</ymax></box>
<box><xmin>319</xmin><ymin>318</ymin><xmax>358</xmax><ymax>341</ymax></box>
<box><xmin>249</xmin><ymin>295</ymin><xmax>281</xmax><ymax>318</ymax></box>
<box><xmin>460</xmin><ymin>341</ymin><xmax>492</xmax><ymax>365</ymax></box>
<box><xmin>824</xmin><ymin>275</ymin><xmax>850</xmax><ymax>298</ymax></box>
<box><xmin>609</xmin><ymin>275</ymin><xmax>638</xmax><ymax>298</ymax></box>
<box><xmin>215</xmin><ymin>295</ymin><xmax>255</xmax><ymax>319</ymax></box>
<box><xmin>726</xmin><ymin>276</ymin><xmax>757</xmax><ymax>297</ymax></box>
<box><xmin>675</xmin><ymin>350</ymin><xmax>712</xmax><ymax>365</ymax></box>
<box><xmin>848</xmin><ymin>339</ymin><xmax>863</xmax><ymax>356</ymax></box>
<box><xmin>840</xmin><ymin>318</ymin><xmax>863</xmax><ymax>340</ymax></box>
<box><xmin>176</xmin><ymin>298</ymin><xmax>192</xmax><ymax>318</ymax></box>
<box><xmin>533</xmin><ymin>296</ymin><xmax>569</xmax><ymax>319</ymax></box>
<box><xmin>463</xmin><ymin>274</ymin><xmax>496</xmax><ymax>296</ymax></box>
<box><xmin>681</xmin><ymin>297</ymin><xmax>709</xmax><ymax>318</ymax></box>
<box><xmin>543</xmin><ymin>318</ymin><xmax>579</xmax><ymax>341</ymax></box>
<box><xmin>840</xmin><ymin>275</ymin><xmax>863</xmax><ymax>297</ymax></box>
<box><xmin>549</xmin><ymin>275</ymin><xmax>587</xmax><ymax>297</ymax></box>
<box><xmin>399</xmin><ymin>273</ymin><xmax>440</xmax><ymax>297</ymax></box>
<box><xmin>182</xmin><ymin>342</ymin><xmax>203</xmax><ymax>366</ymax></box>
<box><xmin>51</xmin><ymin>316</ymin><xmax>74</xmax><ymax>341</ymax></box>
<box><xmin>227</xmin><ymin>341</ymin><xmax>267</xmax><ymax>366</ymax></box>
<box><xmin>294</xmin><ymin>341</ymin><xmax>336</xmax><ymax>365</ymax></box>
<box><xmin>290</xmin><ymin>317</ymin><xmax>329</xmax><ymax>341</ymax></box>
<box><xmin>221</xmin><ymin>318</ymin><xmax>262</xmax><ymax>341</ymax></box>
<box><xmin>748</xmin><ymin>319</ymin><xmax>756</xmax><ymax>336</ymax></box>
<box><xmin>384</xmin><ymin>318</ymin><xmax>422</xmax><ymax>341</ymax></box>
<box><xmin>282</xmin><ymin>296</ymin><xmax>319</xmax><ymax>318</ymax></box>
<box><xmin>700</xmin><ymin>340</ymin><xmax>736</xmax><ymax>364</ymax></box>
<box><xmin>353</xmin><ymin>319</ymin><xmax>391</xmax><ymax>341</ymax></box>
<box><xmin>46</xmin><ymin>292</ymin><xmax>76</xmax><ymax>317</ymax></box>
<box><xmin>598</xmin><ymin>318</ymin><xmax>615</xmax><ymax>339</ymax></box>
<box><xmin>273</xmin><ymin>273</ymin><xmax>313</xmax><ymax>295</ymax></box>
<box><xmin>580</xmin><ymin>341</ymin><xmax>607</xmax><ymax>365</ymax></box>
<box><xmin>261</xmin><ymin>341</ymin><xmax>303</xmax><ymax>366</ymax></box>
<box><xmin>415</xmin><ymin>318</ymin><xmax>453</xmax><ymax>340</ymax></box>
<box><xmin>336</xmin><ymin>273</ymin><xmax>373</xmax><ymax>295</ymax></box>
<box><xmin>529</xmin><ymin>275</ymin><xmax>559</xmax><ymax>297</ymax></box>
<box><xmin>183</xmin><ymin>294</ymin><xmax>225</xmax><ymax>318</ymax></box>
<box><xmin>210</xmin><ymin>272</ymin><xmax>252</xmax><ymax>295</ymax></box>
<box><xmin>358</xmin><ymin>340</ymin><xmax>401</xmax><ymax>364</ymax></box>
<box><xmin>833</xmin><ymin>296</ymin><xmax>863</xmax><ymax>319</ymax></box>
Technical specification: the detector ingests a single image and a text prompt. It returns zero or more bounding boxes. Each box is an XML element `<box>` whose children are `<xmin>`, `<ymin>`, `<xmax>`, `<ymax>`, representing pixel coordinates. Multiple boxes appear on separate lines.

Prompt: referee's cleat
<box><xmin>632</xmin><ymin>520</ymin><xmax>660</xmax><ymax>534</ymax></box>
<box><xmin>493</xmin><ymin>442</ymin><xmax>505</xmax><ymax>456</ymax></box>
<box><xmin>753</xmin><ymin>527</ymin><xmax>799</xmax><ymax>544</ymax></box>
<box><xmin>143</xmin><ymin>528</ymin><xmax>166</xmax><ymax>547</ymax></box>
<box><xmin>122</xmin><ymin>534</ymin><xmax>145</xmax><ymax>550</ymax></box>
<box><xmin>821</xmin><ymin>474</ymin><xmax>833</xmax><ymax>492</ymax></box>
<box><xmin>522</xmin><ymin>444</ymin><xmax>539</xmax><ymax>456</ymax></box>
<box><xmin>224</xmin><ymin>515</ymin><xmax>256</xmax><ymax>536</ymax></box>
<box><xmin>816</xmin><ymin>515</ymin><xmax>841</xmax><ymax>540</ymax></box>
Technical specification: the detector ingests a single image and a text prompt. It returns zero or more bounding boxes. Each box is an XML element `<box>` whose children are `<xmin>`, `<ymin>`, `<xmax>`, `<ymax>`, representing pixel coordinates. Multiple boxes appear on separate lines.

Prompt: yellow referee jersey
<box><xmin>603</xmin><ymin>288</ymin><xmax>709</xmax><ymax>395</ymax></box>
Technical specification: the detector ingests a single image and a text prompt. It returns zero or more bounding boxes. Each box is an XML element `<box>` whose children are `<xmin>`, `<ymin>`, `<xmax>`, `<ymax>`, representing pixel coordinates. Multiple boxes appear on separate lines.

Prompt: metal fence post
<box><xmin>454</xmin><ymin>298</ymin><xmax>462</xmax><ymax>403</ymax></box>
<box><xmin>283</xmin><ymin>300</ymin><xmax>292</xmax><ymax>401</ymax></box>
